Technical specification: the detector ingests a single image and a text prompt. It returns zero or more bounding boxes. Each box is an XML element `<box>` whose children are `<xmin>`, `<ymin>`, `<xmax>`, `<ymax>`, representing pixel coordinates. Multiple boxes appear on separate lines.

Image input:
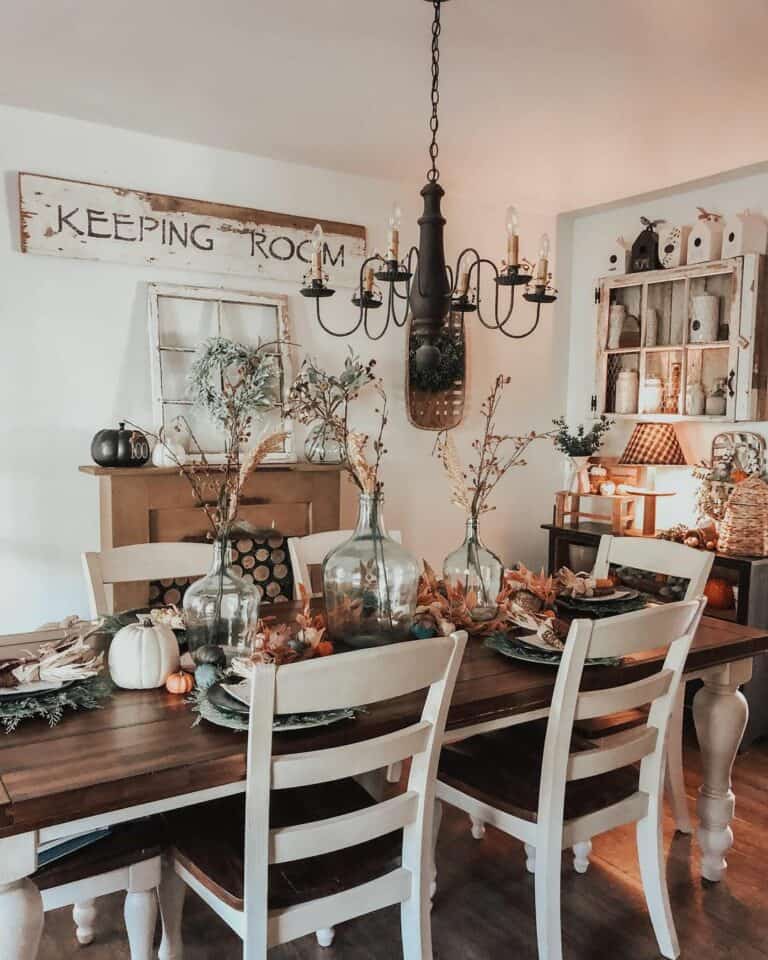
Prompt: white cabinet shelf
<box><xmin>591</xmin><ymin>255</ymin><xmax>768</xmax><ymax>422</ymax></box>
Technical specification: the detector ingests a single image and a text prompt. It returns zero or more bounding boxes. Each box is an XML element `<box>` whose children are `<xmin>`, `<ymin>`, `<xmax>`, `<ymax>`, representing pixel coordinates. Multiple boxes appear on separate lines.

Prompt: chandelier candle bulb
<box><xmin>535</xmin><ymin>233</ymin><xmax>550</xmax><ymax>284</ymax></box>
<box><xmin>364</xmin><ymin>267</ymin><xmax>375</xmax><ymax>293</ymax></box>
<box><xmin>311</xmin><ymin>223</ymin><xmax>324</xmax><ymax>280</ymax></box>
<box><xmin>505</xmin><ymin>205</ymin><xmax>520</xmax><ymax>266</ymax></box>
<box><xmin>458</xmin><ymin>270</ymin><xmax>470</xmax><ymax>296</ymax></box>
<box><xmin>387</xmin><ymin>203</ymin><xmax>402</xmax><ymax>262</ymax></box>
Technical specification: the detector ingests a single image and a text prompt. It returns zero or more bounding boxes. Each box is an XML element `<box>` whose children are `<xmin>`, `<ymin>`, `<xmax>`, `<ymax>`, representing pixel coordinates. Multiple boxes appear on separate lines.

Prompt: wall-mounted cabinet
<box><xmin>591</xmin><ymin>255</ymin><xmax>768</xmax><ymax>422</ymax></box>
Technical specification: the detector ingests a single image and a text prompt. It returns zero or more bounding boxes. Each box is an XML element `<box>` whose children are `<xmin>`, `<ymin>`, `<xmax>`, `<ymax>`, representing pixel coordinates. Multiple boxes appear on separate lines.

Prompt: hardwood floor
<box><xmin>39</xmin><ymin>733</ymin><xmax>768</xmax><ymax>959</ymax></box>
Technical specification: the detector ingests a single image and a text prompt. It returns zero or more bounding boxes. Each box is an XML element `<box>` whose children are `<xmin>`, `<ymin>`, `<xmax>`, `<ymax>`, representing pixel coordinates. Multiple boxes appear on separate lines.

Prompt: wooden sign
<box><xmin>18</xmin><ymin>173</ymin><xmax>366</xmax><ymax>287</ymax></box>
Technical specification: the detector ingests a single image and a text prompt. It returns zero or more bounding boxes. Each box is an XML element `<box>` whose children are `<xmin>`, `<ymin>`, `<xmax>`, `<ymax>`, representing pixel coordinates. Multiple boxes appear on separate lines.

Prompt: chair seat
<box><xmin>439</xmin><ymin>721</ymin><xmax>639</xmax><ymax>824</ymax></box>
<box><xmin>34</xmin><ymin>818</ymin><xmax>164</xmax><ymax>891</ymax></box>
<box><xmin>167</xmin><ymin>779</ymin><xmax>402</xmax><ymax>911</ymax></box>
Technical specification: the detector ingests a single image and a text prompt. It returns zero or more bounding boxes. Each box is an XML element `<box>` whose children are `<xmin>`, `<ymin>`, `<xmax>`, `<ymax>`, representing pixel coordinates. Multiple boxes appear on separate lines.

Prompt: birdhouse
<box><xmin>605</xmin><ymin>236</ymin><xmax>630</xmax><ymax>274</ymax></box>
<box><xmin>629</xmin><ymin>218</ymin><xmax>663</xmax><ymax>273</ymax></box>
<box><xmin>687</xmin><ymin>208</ymin><xmax>724</xmax><ymax>264</ymax></box>
<box><xmin>658</xmin><ymin>224</ymin><xmax>691</xmax><ymax>269</ymax></box>
<box><xmin>722</xmin><ymin>210</ymin><xmax>768</xmax><ymax>258</ymax></box>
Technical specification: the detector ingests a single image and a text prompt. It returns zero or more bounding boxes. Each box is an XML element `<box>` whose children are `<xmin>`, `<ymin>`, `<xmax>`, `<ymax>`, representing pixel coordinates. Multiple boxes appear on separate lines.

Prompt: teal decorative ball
<box><xmin>411</xmin><ymin>622</ymin><xmax>438</xmax><ymax>640</ymax></box>
<box><xmin>195</xmin><ymin>663</ymin><xmax>221</xmax><ymax>691</ymax></box>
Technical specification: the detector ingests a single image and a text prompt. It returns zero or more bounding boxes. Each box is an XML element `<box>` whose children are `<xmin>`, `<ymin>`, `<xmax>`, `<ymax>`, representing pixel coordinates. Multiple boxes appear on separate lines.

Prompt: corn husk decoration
<box><xmin>227</xmin><ymin>431</ymin><xmax>290</xmax><ymax>521</ymax></box>
<box><xmin>10</xmin><ymin>635</ymin><xmax>104</xmax><ymax>687</ymax></box>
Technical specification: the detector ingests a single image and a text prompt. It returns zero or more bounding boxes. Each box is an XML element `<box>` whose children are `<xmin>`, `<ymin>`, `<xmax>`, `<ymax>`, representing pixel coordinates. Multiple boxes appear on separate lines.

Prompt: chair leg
<box><xmin>469</xmin><ymin>816</ymin><xmax>486</xmax><ymax>840</ymax></box>
<box><xmin>534</xmin><ymin>842</ymin><xmax>564</xmax><ymax>960</ymax></box>
<box><xmin>73</xmin><ymin>899</ymin><xmax>97</xmax><ymax>945</ymax></box>
<box><xmin>430</xmin><ymin>799</ymin><xmax>443</xmax><ymax>903</ymax></box>
<box><xmin>524</xmin><ymin>843</ymin><xmax>536</xmax><ymax>875</ymax></box>
<box><xmin>400</xmin><ymin>887</ymin><xmax>433</xmax><ymax>960</ymax></box>
<box><xmin>158</xmin><ymin>861</ymin><xmax>186</xmax><ymax>960</ymax></box>
<box><xmin>386</xmin><ymin>761</ymin><xmax>403</xmax><ymax>784</ymax></box>
<box><xmin>572</xmin><ymin>841</ymin><xmax>592</xmax><ymax>874</ymax></box>
<box><xmin>124</xmin><ymin>890</ymin><xmax>158</xmax><ymax>960</ymax></box>
<box><xmin>636</xmin><ymin>807</ymin><xmax>680</xmax><ymax>959</ymax></box>
<box><xmin>316</xmin><ymin>928</ymin><xmax>335</xmax><ymax>947</ymax></box>
<box><xmin>665</xmin><ymin>687</ymin><xmax>692</xmax><ymax>835</ymax></box>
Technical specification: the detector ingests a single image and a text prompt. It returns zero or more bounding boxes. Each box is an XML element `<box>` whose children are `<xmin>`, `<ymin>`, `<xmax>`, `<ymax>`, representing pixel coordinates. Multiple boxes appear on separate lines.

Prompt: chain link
<box><xmin>427</xmin><ymin>0</ymin><xmax>441</xmax><ymax>182</ymax></box>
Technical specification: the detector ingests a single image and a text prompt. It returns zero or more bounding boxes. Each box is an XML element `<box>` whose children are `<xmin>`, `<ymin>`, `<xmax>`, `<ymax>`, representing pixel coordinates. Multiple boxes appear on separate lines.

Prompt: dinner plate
<box><xmin>0</xmin><ymin>678</ymin><xmax>79</xmax><ymax>702</ymax></box>
<box><xmin>485</xmin><ymin>634</ymin><xmax>621</xmax><ymax>668</ymax></box>
<box><xmin>564</xmin><ymin>588</ymin><xmax>639</xmax><ymax>604</ymax></box>
<box><xmin>205</xmin><ymin>681</ymin><xmax>358</xmax><ymax>731</ymax></box>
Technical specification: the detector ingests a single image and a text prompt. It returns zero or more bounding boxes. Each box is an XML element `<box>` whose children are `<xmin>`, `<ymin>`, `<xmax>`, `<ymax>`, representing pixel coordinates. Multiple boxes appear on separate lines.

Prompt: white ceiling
<box><xmin>2</xmin><ymin>0</ymin><xmax>768</xmax><ymax>212</ymax></box>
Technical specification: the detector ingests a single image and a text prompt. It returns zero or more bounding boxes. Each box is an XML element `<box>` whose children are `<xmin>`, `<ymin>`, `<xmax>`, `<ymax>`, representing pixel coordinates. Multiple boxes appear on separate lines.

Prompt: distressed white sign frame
<box><xmin>147</xmin><ymin>282</ymin><xmax>296</xmax><ymax>463</ymax></box>
<box><xmin>19</xmin><ymin>172</ymin><xmax>366</xmax><ymax>287</ymax></box>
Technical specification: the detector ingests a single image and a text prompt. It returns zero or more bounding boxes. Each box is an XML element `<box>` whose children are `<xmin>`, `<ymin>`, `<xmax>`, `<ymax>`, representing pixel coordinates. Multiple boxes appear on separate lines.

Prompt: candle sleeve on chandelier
<box><xmin>311</xmin><ymin>223</ymin><xmax>324</xmax><ymax>280</ymax></box>
<box><xmin>505</xmin><ymin>204</ymin><xmax>520</xmax><ymax>266</ymax></box>
<box><xmin>387</xmin><ymin>203</ymin><xmax>402</xmax><ymax>262</ymax></box>
<box><xmin>534</xmin><ymin>232</ymin><xmax>550</xmax><ymax>284</ymax></box>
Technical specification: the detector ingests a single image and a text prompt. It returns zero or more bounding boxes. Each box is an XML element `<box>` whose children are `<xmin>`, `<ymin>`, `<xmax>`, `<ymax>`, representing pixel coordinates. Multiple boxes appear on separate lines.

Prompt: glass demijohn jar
<box><xmin>304</xmin><ymin>420</ymin><xmax>344</xmax><ymax>464</ymax></box>
<box><xmin>322</xmin><ymin>493</ymin><xmax>419</xmax><ymax>647</ymax></box>
<box><xmin>183</xmin><ymin>537</ymin><xmax>260</xmax><ymax>657</ymax></box>
<box><xmin>443</xmin><ymin>516</ymin><xmax>503</xmax><ymax>621</ymax></box>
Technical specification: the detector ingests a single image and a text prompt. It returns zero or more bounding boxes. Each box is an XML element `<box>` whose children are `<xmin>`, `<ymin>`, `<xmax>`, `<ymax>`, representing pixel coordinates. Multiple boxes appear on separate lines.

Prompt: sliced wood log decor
<box><xmin>406</xmin><ymin>311</ymin><xmax>467</xmax><ymax>431</ymax></box>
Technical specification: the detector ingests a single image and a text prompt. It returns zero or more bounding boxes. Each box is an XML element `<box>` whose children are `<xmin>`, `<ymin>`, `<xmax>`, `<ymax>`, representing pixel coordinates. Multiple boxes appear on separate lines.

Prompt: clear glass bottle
<box><xmin>443</xmin><ymin>516</ymin><xmax>503</xmax><ymax>621</ymax></box>
<box><xmin>183</xmin><ymin>537</ymin><xmax>260</xmax><ymax>658</ymax></box>
<box><xmin>304</xmin><ymin>420</ymin><xmax>344</xmax><ymax>464</ymax></box>
<box><xmin>322</xmin><ymin>493</ymin><xmax>419</xmax><ymax>647</ymax></box>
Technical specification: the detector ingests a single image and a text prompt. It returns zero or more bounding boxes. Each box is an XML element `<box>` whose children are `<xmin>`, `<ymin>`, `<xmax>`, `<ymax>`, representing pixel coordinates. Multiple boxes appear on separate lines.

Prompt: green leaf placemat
<box><xmin>0</xmin><ymin>676</ymin><xmax>113</xmax><ymax>734</ymax></box>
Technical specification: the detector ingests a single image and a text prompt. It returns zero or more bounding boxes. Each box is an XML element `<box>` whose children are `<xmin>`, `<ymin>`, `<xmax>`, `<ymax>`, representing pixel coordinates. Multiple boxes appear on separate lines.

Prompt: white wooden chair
<box><xmin>591</xmin><ymin>535</ymin><xmax>713</xmax><ymax>835</ymax></box>
<box><xmin>157</xmin><ymin>632</ymin><xmax>466</xmax><ymax>960</ymax></box>
<box><xmin>0</xmin><ymin>627</ymin><xmax>162</xmax><ymax>958</ymax></box>
<box><xmin>287</xmin><ymin>529</ymin><xmax>402</xmax><ymax>600</ymax></box>
<box><xmin>434</xmin><ymin>598</ymin><xmax>706</xmax><ymax>960</ymax></box>
<box><xmin>82</xmin><ymin>542</ymin><xmax>213</xmax><ymax>617</ymax></box>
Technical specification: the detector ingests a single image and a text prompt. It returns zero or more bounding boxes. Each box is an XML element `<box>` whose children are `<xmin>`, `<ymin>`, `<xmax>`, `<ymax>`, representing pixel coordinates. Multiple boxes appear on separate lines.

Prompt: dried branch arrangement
<box><xmin>436</xmin><ymin>374</ymin><xmax>550</xmax><ymax>518</ymax></box>
<box><xmin>345</xmin><ymin>383</ymin><xmax>389</xmax><ymax>495</ymax></box>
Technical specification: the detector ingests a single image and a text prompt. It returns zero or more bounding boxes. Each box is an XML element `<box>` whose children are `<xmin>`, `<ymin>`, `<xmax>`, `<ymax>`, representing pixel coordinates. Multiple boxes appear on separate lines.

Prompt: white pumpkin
<box><xmin>108</xmin><ymin>615</ymin><xmax>180</xmax><ymax>689</ymax></box>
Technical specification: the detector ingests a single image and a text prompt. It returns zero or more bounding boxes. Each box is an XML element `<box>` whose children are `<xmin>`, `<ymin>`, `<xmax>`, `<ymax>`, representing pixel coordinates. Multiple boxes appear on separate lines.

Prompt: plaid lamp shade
<box><xmin>618</xmin><ymin>422</ymin><xmax>687</xmax><ymax>466</ymax></box>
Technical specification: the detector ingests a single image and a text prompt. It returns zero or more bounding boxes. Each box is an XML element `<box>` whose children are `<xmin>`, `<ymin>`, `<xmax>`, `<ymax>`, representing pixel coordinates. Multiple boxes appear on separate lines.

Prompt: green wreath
<box><xmin>408</xmin><ymin>333</ymin><xmax>465</xmax><ymax>394</ymax></box>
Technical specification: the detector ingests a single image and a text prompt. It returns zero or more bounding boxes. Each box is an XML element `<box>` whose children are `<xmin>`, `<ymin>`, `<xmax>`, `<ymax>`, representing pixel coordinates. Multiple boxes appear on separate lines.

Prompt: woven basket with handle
<box><xmin>718</xmin><ymin>476</ymin><xmax>768</xmax><ymax>557</ymax></box>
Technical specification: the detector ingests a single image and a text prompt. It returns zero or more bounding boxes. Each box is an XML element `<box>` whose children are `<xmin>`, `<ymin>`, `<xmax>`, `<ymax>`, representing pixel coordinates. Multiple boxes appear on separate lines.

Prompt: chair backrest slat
<box><xmin>288</xmin><ymin>530</ymin><xmax>402</xmax><ymax>599</ymax></box>
<box><xmin>593</xmin><ymin>535</ymin><xmax>713</xmax><ymax>600</ymax></box>
<box><xmin>586</xmin><ymin>601</ymin><xmax>700</xmax><ymax>660</ymax></box>
<box><xmin>271</xmin><ymin>723</ymin><xmax>432</xmax><ymax>789</ymax></box>
<box><xmin>575</xmin><ymin>669</ymin><xmax>673</xmax><ymax>720</ymax></box>
<box><xmin>567</xmin><ymin>726</ymin><xmax>659</xmax><ymax>781</ymax></box>
<box><xmin>81</xmin><ymin>543</ymin><xmax>213</xmax><ymax>616</ymax></box>
<box><xmin>270</xmin><ymin>790</ymin><xmax>419</xmax><ymax>865</ymax></box>
<box><xmin>272</xmin><ymin>637</ymin><xmax>452</xmax><ymax>714</ymax></box>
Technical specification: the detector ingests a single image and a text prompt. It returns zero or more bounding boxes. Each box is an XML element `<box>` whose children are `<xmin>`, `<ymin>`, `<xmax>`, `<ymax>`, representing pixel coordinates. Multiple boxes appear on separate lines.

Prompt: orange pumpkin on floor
<box><xmin>704</xmin><ymin>578</ymin><xmax>735</xmax><ymax>611</ymax></box>
<box><xmin>166</xmin><ymin>670</ymin><xmax>195</xmax><ymax>694</ymax></box>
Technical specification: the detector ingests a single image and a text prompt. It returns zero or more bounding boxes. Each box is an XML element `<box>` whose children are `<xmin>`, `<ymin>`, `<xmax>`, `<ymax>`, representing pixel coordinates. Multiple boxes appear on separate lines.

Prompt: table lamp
<box><xmin>618</xmin><ymin>422</ymin><xmax>687</xmax><ymax>535</ymax></box>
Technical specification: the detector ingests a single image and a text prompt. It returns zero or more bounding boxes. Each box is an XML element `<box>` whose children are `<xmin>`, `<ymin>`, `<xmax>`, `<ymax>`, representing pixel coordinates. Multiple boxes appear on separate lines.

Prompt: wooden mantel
<box><xmin>80</xmin><ymin>462</ymin><xmax>347</xmax><ymax>609</ymax></box>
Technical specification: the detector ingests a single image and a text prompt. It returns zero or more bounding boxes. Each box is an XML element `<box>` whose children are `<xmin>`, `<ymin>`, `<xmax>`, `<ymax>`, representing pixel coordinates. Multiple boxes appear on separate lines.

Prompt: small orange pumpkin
<box><xmin>704</xmin><ymin>578</ymin><xmax>735</xmax><ymax>611</ymax></box>
<box><xmin>731</xmin><ymin>469</ymin><xmax>748</xmax><ymax>484</ymax></box>
<box><xmin>165</xmin><ymin>670</ymin><xmax>195</xmax><ymax>694</ymax></box>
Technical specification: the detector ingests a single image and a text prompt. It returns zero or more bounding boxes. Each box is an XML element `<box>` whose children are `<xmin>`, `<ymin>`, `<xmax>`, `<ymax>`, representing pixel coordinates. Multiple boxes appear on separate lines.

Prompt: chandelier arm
<box><xmin>492</xmin><ymin>301</ymin><xmax>544</xmax><ymax>340</ymax></box>
<box><xmin>470</xmin><ymin>257</ymin><xmax>514</xmax><ymax>331</ymax></box>
<box><xmin>314</xmin><ymin>297</ymin><xmax>364</xmax><ymax>338</ymax></box>
<box><xmin>391</xmin><ymin>247</ymin><xmax>419</xmax><ymax>301</ymax></box>
<box><xmin>364</xmin><ymin>285</ymin><xmax>397</xmax><ymax>340</ymax></box>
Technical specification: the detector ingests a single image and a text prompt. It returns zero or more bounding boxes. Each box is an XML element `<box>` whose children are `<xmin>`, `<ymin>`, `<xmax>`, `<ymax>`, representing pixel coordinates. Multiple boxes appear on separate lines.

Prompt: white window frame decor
<box><xmin>147</xmin><ymin>282</ymin><xmax>295</xmax><ymax>462</ymax></box>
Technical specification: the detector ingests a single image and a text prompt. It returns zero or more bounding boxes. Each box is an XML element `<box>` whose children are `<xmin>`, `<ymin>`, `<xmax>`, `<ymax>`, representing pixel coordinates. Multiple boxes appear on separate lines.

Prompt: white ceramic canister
<box><xmin>685</xmin><ymin>380</ymin><xmax>705</xmax><ymax>416</ymax></box>
<box><xmin>642</xmin><ymin>376</ymin><xmax>664</xmax><ymax>414</ymax></box>
<box><xmin>615</xmin><ymin>368</ymin><xmax>639</xmax><ymax>414</ymax></box>
<box><xmin>608</xmin><ymin>304</ymin><xmax>626</xmax><ymax>349</ymax></box>
<box><xmin>690</xmin><ymin>294</ymin><xmax>720</xmax><ymax>343</ymax></box>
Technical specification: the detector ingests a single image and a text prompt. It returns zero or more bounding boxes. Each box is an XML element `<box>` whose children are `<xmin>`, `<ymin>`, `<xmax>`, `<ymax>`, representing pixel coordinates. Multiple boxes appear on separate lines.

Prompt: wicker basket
<box><xmin>718</xmin><ymin>476</ymin><xmax>768</xmax><ymax>557</ymax></box>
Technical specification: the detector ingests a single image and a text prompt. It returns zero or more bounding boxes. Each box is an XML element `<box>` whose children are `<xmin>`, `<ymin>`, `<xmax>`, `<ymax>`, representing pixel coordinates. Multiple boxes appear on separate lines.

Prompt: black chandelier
<box><xmin>300</xmin><ymin>0</ymin><xmax>557</xmax><ymax>372</ymax></box>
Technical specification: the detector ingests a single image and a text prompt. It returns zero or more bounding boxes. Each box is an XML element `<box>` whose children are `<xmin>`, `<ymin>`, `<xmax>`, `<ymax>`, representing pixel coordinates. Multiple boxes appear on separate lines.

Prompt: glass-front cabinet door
<box><xmin>593</xmin><ymin>255</ymin><xmax>764</xmax><ymax>422</ymax></box>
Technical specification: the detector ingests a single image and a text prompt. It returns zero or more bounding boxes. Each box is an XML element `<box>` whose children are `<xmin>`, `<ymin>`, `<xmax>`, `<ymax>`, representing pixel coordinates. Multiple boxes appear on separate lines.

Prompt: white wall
<box><xmin>561</xmin><ymin>164</ymin><xmax>768</xmax><ymax>529</ymax></box>
<box><xmin>0</xmin><ymin>104</ymin><xmax>560</xmax><ymax>631</ymax></box>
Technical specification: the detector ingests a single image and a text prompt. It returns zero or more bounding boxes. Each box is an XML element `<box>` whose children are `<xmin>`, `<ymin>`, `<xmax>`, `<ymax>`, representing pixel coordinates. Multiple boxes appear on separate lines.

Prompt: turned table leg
<box><xmin>0</xmin><ymin>833</ymin><xmax>43</xmax><ymax>960</ymax></box>
<box><xmin>693</xmin><ymin>660</ymin><xmax>751</xmax><ymax>882</ymax></box>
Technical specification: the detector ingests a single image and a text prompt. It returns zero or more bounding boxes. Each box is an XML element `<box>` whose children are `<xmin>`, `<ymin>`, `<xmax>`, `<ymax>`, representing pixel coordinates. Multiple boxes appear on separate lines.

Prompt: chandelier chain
<box><xmin>427</xmin><ymin>0</ymin><xmax>441</xmax><ymax>182</ymax></box>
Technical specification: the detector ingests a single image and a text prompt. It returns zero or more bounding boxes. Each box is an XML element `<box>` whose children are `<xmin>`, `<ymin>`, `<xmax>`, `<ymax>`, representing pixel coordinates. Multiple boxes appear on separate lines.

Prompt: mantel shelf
<box><xmin>79</xmin><ymin>462</ymin><xmax>345</xmax><ymax>477</ymax></box>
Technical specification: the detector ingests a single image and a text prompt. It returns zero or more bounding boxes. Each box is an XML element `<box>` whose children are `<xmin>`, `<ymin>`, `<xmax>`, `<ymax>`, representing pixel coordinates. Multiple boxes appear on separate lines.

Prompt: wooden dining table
<box><xmin>1</xmin><ymin>606</ymin><xmax>766</xmax><ymax>959</ymax></box>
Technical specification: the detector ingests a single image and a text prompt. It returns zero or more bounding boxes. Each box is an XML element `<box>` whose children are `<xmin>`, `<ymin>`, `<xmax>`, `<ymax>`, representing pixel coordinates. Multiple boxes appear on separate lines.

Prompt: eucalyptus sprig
<box><xmin>436</xmin><ymin>375</ymin><xmax>550</xmax><ymax>517</ymax></box>
<box><xmin>551</xmin><ymin>415</ymin><xmax>613</xmax><ymax>457</ymax></box>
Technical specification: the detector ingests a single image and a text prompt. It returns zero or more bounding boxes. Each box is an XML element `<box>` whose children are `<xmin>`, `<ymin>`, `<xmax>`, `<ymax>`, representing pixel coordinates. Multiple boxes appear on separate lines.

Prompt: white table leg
<box><xmin>693</xmin><ymin>660</ymin><xmax>751</xmax><ymax>882</ymax></box>
<box><xmin>0</xmin><ymin>833</ymin><xmax>43</xmax><ymax>960</ymax></box>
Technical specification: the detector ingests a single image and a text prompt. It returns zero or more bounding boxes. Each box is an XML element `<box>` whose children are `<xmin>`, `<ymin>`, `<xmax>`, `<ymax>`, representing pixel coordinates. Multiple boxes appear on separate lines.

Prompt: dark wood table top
<box><xmin>1</xmin><ymin>610</ymin><xmax>766</xmax><ymax>839</ymax></box>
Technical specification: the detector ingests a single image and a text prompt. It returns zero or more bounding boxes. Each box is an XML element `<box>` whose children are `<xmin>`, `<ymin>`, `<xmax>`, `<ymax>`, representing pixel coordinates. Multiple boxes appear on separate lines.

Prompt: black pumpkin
<box><xmin>90</xmin><ymin>422</ymin><xmax>150</xmax><ymax>467</ymax></box>
<box><xmin>192</xmin><ymin>644</ymin><xmax>227</xmax><ymax>668</ymax></box>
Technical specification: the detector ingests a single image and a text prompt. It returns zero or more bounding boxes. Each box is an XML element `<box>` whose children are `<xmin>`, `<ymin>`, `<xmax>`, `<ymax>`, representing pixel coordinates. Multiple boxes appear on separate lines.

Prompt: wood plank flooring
<box><xmin>38</xmin><ymin>732</ymin><xmax>768</xmax><ymax>959</ymax></box>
